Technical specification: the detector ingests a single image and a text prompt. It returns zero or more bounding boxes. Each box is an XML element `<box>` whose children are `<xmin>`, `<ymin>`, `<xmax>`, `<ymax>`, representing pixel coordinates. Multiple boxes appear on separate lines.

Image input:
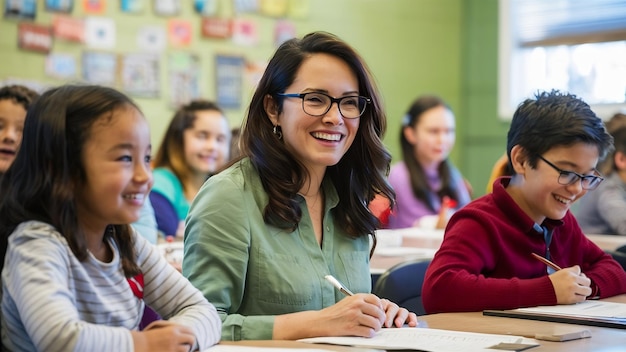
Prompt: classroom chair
<box><xmin>606</xmin><ymin>250</ymin><xmax>626</xmax><ymax>271</ymax></box>
<box><xmin>372</xmin><ymin>259</ymin><xmax>430</xmax><ymax>316</ymax></box>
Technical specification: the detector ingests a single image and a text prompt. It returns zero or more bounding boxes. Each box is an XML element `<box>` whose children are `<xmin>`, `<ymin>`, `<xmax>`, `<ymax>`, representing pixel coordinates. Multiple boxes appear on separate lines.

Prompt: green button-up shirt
<box><xmin>183</xmin><ymin>158</ymin><xmax>371</xmax><ymax>340</ymax></box>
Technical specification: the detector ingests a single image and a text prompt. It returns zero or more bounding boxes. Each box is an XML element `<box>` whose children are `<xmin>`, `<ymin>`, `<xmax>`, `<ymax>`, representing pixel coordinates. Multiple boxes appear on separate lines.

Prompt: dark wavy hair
<box><xmin>153</xmin><ymin>100</ymin><xmax>225</xmax><ymax>190</ymax></box>
<box><xmin>240</xmin><ymin>31</ymin><xmax>394</xmax><ymax>239</ymax></box>
<box><xmin>0</xmin><ymin>84</ymin><xmax>39</xmax><ymax>110</ymax></box>
<box><xmin>399</xmin><ymin>95</ymin><xmax>461</xmax><ymax>211</ymax></box>
<box><xmin>0</xmin><ymin>85</ymin><xmax>142</xmax><ymax>277</ymax></box>
<box><xmin>507</xmin><ymin>90</ymin><xmax>613</xmax><ymax>172</ymax></box>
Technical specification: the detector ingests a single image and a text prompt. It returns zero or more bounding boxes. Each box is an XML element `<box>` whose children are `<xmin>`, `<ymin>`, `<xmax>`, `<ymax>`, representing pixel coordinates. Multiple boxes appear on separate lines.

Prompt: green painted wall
<box><xmin>2</xmin><ymin>0</ymin><xmax>509</xmax><ymax>198</ymax></box>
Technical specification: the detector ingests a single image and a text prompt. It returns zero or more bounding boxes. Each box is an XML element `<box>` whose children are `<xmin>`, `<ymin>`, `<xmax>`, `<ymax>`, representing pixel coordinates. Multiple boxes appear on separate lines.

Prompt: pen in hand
<box><xmin>324</xmin><ymin>275</ymin><xmax>354</xmax><ymax>296</ymax></box>
<box><xmin>531</xmin><ymin>252</ymin><xmax>562</xmax><ymax>272</ymax></box>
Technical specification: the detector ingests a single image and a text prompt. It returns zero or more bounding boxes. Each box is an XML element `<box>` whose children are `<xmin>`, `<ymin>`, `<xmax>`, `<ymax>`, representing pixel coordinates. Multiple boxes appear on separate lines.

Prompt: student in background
<box><xmin>183</xmin><ymin>31</ymin><xmax>417</xmax><ymax>341</ymax></box>
<box><xmin>422</xmin><ymin>90</ymin><xmax>626</xmax><ymax>314</ymax></box>
<box><xmin>229</xmin><ymin>126</ymin><xmax>242</xmax><ymax>161</ymax></box>
<box><xmin>151</xmin><ymin>100</ymin><xmax>230</xmax><ymax>238</ymax></box>
<box><xmin>387</xmin><ymin>95</ymin><xmax>471</xmax><ymax>229</ymax></box>
<box><xmin>0</xmin><ymin>85</ymin><xmax>221</xmax><ymax>351</ymax></box>
<box><xmin>576</xmin><ymin>126</ymin><xmax>626</xmax><ymax>235</ymax></box>
<box><xmin>0</xmin><ymin>84</ymin><xmax>39</xmax><ymax>178</ymax></box>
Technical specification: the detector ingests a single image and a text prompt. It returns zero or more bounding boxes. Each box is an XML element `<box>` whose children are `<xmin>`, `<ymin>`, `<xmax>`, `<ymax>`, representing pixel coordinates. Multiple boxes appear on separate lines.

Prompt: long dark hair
<box><xmin>153</xmin><ymin>100</ymin><xmax>224</xmax><ymax>191</ymax></box>
<box><xmin>240</xmin><ymin>31</ymin><xmax>394</xmax><ymax>238</ymax></box>
<box><xmin>0</xmin><ymin>85</ymin><xmax>141</xmax><ymax>277</ymax></box>
<box><xmin>400</xmin><ymin>95</ymin><xmax>461</xmax><ymax>211</ymax></box>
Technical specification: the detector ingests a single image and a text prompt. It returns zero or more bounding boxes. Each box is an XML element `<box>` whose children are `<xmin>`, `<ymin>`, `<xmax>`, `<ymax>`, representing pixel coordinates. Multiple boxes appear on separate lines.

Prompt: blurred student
<box><xmin>576</xmin><ymin>126</ymin><xmax>626</xmax><ymax>235</ymax></box>
<box><xmin>0</xmin><ymin>85</ymin><xmax>221</xmax><ymax>351</ymax></box>
<box><xmin>422</xmin><ymin>90</ymin><xmax>626</xmax><ymax>314</ymax></box>
<box><xmin>229</xmin><ymin>126</ymin><xmax>242</xmax><ymax>161</ymax></box>
<box><xmin>387</xmin><ymin>95</ymin><xmax>471</xmax><ymax>229</ymax></box>
<box><xmin>0</xmin><ymin>84</ymin><xmax>39</xmax><ymax>178</ymax></box>
<box><xmin>150</xmin><ymin>100</ymin><xmax>230</xmax><ymax>238</ymax></box>
<box><xmin>183</xmin><ymin>31</ymin><xmax>417</xmax><ymax>341</ymax></box>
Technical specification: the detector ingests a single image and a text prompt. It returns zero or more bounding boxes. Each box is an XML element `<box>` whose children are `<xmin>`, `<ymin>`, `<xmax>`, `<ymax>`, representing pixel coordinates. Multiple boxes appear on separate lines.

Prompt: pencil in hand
<box><xmin>531</xmin><ymin>252</ymin><xmax>562</xmax><ymax>272</ymax></box>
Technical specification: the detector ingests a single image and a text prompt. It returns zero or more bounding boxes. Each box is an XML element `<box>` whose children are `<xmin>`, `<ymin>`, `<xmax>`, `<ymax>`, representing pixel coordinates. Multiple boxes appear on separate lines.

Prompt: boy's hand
<box><xmin>548</xmin><ymin>265</ymin><xmax>592</xmax><ymax>304</ymax></box>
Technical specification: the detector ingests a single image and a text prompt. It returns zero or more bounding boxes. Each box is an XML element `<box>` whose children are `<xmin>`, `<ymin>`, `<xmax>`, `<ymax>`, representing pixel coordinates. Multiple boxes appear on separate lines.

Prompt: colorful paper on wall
<box><xmin>121</xmin><ymin>0</ymin><xmax>143</xmax><ymax>13</ymax></box>
<box><xmin>215</xmin><ymin>54</ymin><xmax>244</xmax><ymax>109</ymax></box>
<box><xmin>137</xmin><ymin>25</ymin><xmax>166</xmax><ymax>52</ymax></box>
<box><xmin>168</xmin><ymin>19</ymin><xmax>192</xmax><ymax>47</ymax></box>
<box><xmin>53</xmin><ymin>15</ymin><xmax>84</xmax><ymax>42</ymax></box>
<box><xmin>46</xmin><ymin>53</ymin><xmax>77</xmax><ymax>79</ymax></box>
<box><xmin>233</xmin><ymin>0</ymin><xmax>258</xmax><ymax>14</ymax></box>
<box><xmin>154</xmin><ymin>0</ymin><xmax>180</xmax><ymax>16</ymax></box>
<box><xmin>46</xmin><ymin>0</ymin><xmax>74</xmax><ymax>13</ymax></box>
<box><xmin>82</xmin><ymin>51</ymin><xmax>117</xmax><ymax>85</ymax></box>
<box><xmin>82</xmin><ymin>0</ymin><xmax>105</xmax><ymax>14</ymax></box>
<box><xmin>260</xmin><ymin>0</ymin><xmax>286</xmax><ymax>17</ymax></box>
<box><xmin>232</xmin><ymin>18</ymin><xmax>258</xmax><ymax>46</ymax></box>
<box><xmin>194</xmin><ymin>0</ymin><xmax>218</xmax><ymax>16</ymax></box>
<box><xmin>201</xmin><ymin>17</ymin><xmax>232</xmax><ymax>39</ymax></box>
<box><xmin>85</xmin><ymin>17</ymin><xmax>116</xmax><ymax>49</ymax></box>
<box><xmin>18</xmin><ymin>23</ymin><xmax>52</xmax><ymax>54</ymax></box>
<box><xmin>4</xmin><ymin>0</ymin><xmax>36</xmax><ymax>20</ymax></box>
<box><xmin>168</xmin><ymin>52</ymin><xmax>201</xmax><ymax>108</ymax></box>
<box><xmin>121</xmin><ymin>53</ymin><xmax>160</xmax><ymax>97</ymax></box>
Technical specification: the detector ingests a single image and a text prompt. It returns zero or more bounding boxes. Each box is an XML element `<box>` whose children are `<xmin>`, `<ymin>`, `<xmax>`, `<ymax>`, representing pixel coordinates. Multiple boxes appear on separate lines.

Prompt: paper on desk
<box><xmin>204</xmin><ymin>345</ymin><xmax>332</xmax><ymax>352</ymax></box>
<box><xmin>298</xmin><ymin>328</ymin><xmax>538</xmax><ymax>352</ymax></box>
<box><xmin>515</xmin><ymin>300</ymin><xmax>626</xmax><ymax>321</ymax></box>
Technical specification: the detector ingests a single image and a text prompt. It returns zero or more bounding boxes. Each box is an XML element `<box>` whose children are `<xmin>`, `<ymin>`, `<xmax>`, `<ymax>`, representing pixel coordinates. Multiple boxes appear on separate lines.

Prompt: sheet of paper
<box><xmin>515</xmin><ymin>301</ymin><xmax>626</xmax><ymax>321</ymax></box>
<box><xmin>374</xmin><ymin>247</ymin><xmax>437</xmax><ymax>258</ymax></box>
<box><xmin>299</xmin><ymin>328</ymin><xmax>538</xmax><ymax>352</ymax></box>
<box><xmin>204</xmin><ymin>345</ymin><xmax>332</xmax><ymax>352</ymax></box>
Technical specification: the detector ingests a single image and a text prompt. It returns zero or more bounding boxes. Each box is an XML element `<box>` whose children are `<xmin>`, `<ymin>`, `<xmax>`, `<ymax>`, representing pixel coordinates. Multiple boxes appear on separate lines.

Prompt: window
<box><xmin>498</xmin><ymin>0</ymin><xmax>626</xmax><ymax>120</ymax></box>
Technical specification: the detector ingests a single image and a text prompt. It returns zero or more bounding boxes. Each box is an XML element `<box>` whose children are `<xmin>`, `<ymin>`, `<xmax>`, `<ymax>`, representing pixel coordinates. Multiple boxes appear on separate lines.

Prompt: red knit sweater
<box><xmin>422</xmin><ymin>177</ymin><xmax>626</xmax><ymax>313</ymax></box>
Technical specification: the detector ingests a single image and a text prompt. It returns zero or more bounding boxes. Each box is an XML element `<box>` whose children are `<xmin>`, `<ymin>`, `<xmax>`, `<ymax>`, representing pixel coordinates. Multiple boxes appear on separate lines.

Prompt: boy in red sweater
<box><xmin>423</xmin><ymin>90</ymin><xmax>626</xmax><ymax>313</ymax></box>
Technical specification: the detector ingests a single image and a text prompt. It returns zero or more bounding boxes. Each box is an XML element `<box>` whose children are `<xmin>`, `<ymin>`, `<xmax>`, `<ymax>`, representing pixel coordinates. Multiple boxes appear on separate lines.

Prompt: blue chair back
<box><xmin>372</xmin><ymin>259</ymin><xmax>430</xmax><ymax>316</ymax></box>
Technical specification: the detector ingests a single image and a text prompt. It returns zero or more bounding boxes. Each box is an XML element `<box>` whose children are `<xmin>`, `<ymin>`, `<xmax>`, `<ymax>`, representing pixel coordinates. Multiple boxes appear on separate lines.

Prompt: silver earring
<box><xmin>273</xmin><ymin>125</ymin><xmax>282</xmax><ymax>140</ymax></box>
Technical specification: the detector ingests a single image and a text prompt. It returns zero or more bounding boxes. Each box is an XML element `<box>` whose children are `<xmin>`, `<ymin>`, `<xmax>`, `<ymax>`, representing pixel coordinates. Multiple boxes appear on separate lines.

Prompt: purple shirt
<box><xmin>387</xmin><ymin>161</ymin><xmax>471</xmax><ymax>229</ymax></box>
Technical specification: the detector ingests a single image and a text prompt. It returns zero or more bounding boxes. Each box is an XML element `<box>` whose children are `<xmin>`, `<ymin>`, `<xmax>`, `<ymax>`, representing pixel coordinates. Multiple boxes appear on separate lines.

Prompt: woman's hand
<box><xmin>380</xmin><ymin>298</ymin><xmax>419</xmax><ymax>328</ymax></box>
<box><xmin>317</xmin><ymin>293</ymin><xmax>386</xmax><ymax>337</ymax></box>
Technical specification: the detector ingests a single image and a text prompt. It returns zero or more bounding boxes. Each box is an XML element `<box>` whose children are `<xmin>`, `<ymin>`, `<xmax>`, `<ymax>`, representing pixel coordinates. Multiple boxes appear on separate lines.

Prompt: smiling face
<box><xmin>508</xmin><ymin>142</ymin><xmax>600</xmax><ymax>224</ymax></box>
<box><xmin>404</xmin><ymin>105</ymin><xmax>456</xmax><ymax>169</ymax></box>
<box><xmin>0</xmin><ymin>99</ymin><xmax>27</xmax><ymax>173</ymax></box>
<box><xmin>266</xmin><ymin>53</ymin><xmax>360</xmax><ymax>175</ymax></box>
<box><xmin>75</xmin><ymin>105</ymin><xmax>153</xmax><ymax>235</ymax></box>
<box><xmin>183</xmin><ymin>109</ymin><xmax>230</xmax><ymax>176</ymax></box>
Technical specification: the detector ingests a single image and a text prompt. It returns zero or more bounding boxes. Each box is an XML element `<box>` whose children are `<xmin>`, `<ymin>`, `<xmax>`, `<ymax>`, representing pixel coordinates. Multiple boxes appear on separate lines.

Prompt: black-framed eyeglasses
<box><xmin>536</xmin><ymin>155</ymin><xmax>604</xmax><ymax>190</ymax></box>
<box><xmin>277</xmin><ymin>92</ymin><xmax>370</xmax><ymax>119</ymax></box>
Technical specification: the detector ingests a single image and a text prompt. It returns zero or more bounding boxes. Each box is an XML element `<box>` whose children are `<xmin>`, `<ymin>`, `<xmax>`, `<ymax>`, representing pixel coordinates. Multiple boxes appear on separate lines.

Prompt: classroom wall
<box><xmin>1</xmin><ymin>0</ymin><xmax>508</xmax><ymax>198</ymax></box>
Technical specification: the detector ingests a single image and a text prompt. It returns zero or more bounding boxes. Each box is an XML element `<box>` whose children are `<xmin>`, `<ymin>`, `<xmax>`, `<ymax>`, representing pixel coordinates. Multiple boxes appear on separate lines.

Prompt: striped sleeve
<box><xmin>134</xmin><ymin>234</ymin><xmax>221</xmax><ymax>349</ymax></box>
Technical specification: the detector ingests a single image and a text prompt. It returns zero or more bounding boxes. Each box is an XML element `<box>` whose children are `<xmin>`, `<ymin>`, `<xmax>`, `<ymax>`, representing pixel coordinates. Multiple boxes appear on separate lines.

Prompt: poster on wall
<box><xmin>260</xmin><ymin>0</ymin><xmax>287</xmax><ymax>17</ymax></box>
<box><xmin>82</xmin><ymin>51</ymin><xmax>117</xmax><ymax>85</ymax></box>
<box><xmin>215</xmin><ymin>54</ymin><xmax>244</xmax><ymax>109</ymax></box>
<box><xmin>121</xmin><ymin>53</ymin><xmax>160</xmax><ymax>98</ymax></box>
<box><xmin>121</xmin><ymin>0</ymin><xmax>143</xmax><ymax>13</ymax></box>
<box><xmin>18</xmin><ymin>23</ymin><xmax>52</xmax><ymax>54</ymax></box>
<box><xmin>231</xmin><ymin>18</ymin><xmax>258</xmax><ymax>46</ymax></box>
<box><xmin>85</xmin><ymin>16</ymin><xmax>115</xmax><ymax>49</ymax></box>
<box><xmin>4</xmin><ymin>0</ymin><xmax>36</xmax><ymax>20</ymax></box>
<box><xmin>168</xmin><ymin>19</ymin><xmax>192</xmax><ymax>47</ymax></box>
<box><xmin>82</xmin><ymin>0</ymin><xmax>105</xmax><ymax>14</ymax></box>
<box><xmin>168</xmin><ymin>52</ymin><xmax>201</xmax><ymax>108</ymax></box>
<box><xmin>154</xmin><ymin>0</ymin><xmax>180</xmax><ymax>16</ymax></box>
<box><xmin>194</xmin><ymin>0</ymin><xmax>217</xmax><ymax>16</ymax></box>
<box><xmin>53</xmin><ymin>15</ymin><xmax>84</xmax><ymax>42</ymax></box>
<box><xmin>137</xmin><ymin>25</ymin><xmax>166</xmax><ymax>52</ymax></box>
<box><xmin>46</xmin><ymin>53</ymin><xmax>77</xmax><ymax>79</ymax></box>
<box><xmin>274</xmin><ymin>20</ymin><xmax>295</xmax><ymax>47</ymax></box>
<box><xmin>201</xmin><ymin>17</ymin><xmax>231</xmax><ymax>39</ymax></box>
<box><xmin>46</xmin><ymin>0</ymin><xmax>74</xmax><ymax>13</ymax></box>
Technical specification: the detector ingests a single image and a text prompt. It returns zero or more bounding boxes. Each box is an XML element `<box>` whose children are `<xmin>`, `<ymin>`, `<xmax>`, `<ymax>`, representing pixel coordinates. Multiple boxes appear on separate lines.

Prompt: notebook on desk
<box><xmin>484</xmin><ymin>300</ymin><xmax>626</xmax><ymax>330</ymax></box>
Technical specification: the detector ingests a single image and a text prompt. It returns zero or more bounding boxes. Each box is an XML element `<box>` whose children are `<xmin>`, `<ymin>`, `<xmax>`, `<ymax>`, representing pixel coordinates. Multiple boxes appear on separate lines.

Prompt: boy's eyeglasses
<box><xmin>536</xmin><ymin>155</ymin><xmax>604</xmax><ymax>190</ymax></box>
<box><xmin>277</xmin><ymin>92</ymin><xmax>370</xmax><ymax>119</ymax></box>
